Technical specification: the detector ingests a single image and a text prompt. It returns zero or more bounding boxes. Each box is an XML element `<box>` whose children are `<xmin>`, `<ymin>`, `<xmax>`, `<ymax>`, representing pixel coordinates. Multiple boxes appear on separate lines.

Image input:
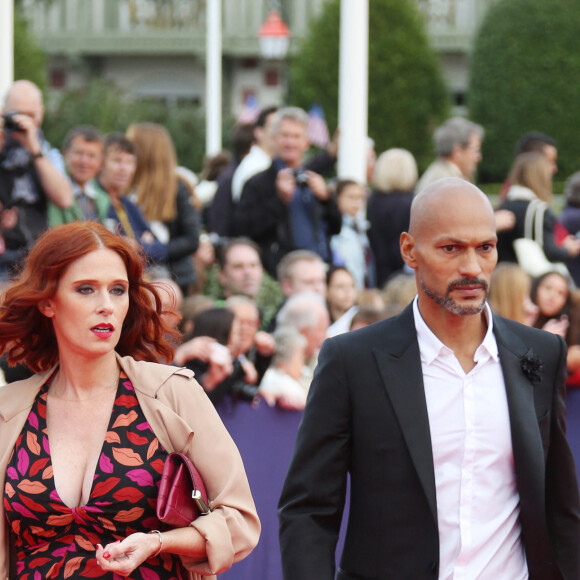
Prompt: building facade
<box><xmin>25</xmin><ymin>0</ymin><xmax>497</xmax><ymax>115</ymax></box>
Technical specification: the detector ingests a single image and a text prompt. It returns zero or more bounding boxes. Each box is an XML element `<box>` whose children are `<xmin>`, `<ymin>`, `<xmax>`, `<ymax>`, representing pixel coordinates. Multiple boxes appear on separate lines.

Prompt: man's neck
<box><xmin>98</xmin><ymin>179</ymin><xmax>121</xmax><ymax>203</ymax></box>
<box><xmin>417</xmin><ymin>298</ymin><xmax>488</xmax><ymax>372</ymax></box>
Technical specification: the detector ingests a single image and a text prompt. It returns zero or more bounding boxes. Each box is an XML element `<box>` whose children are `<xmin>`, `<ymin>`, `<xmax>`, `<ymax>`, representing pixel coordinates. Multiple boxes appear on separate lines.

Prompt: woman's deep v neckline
<box><xmin>43</xmin><ymin>381</ymin><xmax>120</xmax><ymax>510</ymax></box>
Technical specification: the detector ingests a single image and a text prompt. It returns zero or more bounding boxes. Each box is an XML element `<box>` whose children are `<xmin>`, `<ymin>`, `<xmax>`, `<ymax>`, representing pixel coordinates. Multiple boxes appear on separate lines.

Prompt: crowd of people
<box><xmin>2</xmin><ymin>77</ymin><xmax>580</xmax><ymax>578</ymax></box>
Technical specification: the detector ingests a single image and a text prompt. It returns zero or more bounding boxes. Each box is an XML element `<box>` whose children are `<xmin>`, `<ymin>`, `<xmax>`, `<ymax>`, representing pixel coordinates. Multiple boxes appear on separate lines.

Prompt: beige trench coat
<box><xmin>0</xmin><ymin>353</ymin><xmax>260</xmax><ymax>579</ymax></box>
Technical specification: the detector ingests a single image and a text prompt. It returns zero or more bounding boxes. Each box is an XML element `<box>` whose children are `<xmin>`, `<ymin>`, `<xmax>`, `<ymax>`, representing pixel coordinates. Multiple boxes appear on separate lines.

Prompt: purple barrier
<box><xmin>215</xmin><ymin>397</ymin><xmax>348</xmax><ymax>579</ymax></box>
<box><xmin>565</xmin><ymin>388</ymin><xmax>580</xmax><ymax>484</ymax></box>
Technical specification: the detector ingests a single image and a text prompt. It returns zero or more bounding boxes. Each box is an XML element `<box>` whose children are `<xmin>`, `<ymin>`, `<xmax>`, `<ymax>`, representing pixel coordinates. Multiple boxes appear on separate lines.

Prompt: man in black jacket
<box><xmin>279</xmin><ymin>177</ymin><xmax>580</xmax><ymax>579</ymax></box>
<box><xmin>232</xmin><ymin>106</ymin><xmax>341</xmax><ymax>277</ymax></box>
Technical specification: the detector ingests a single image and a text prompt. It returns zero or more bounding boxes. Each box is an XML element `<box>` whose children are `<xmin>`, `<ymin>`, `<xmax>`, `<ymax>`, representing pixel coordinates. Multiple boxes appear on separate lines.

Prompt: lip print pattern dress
<box><xmin>3</xmin><ymin>372</ymin><xmax>187</xmax><ymax>579</ymax></box>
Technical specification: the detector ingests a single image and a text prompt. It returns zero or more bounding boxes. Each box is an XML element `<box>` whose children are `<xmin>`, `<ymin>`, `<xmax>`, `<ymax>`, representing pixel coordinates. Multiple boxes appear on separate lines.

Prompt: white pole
<box><xmin>0</xmin><ymin>0</ymin><xmax>14</xmax><ymax>104</ymax></box>
<box><xmin>337</xmin><ymin>0</ymin><xmax>368</xmax><ymax>183</ymax></box>
<box><xmin>206</xmin><ymin>0</ymin><xmax>222</xmax><ymax>156</ymax></box>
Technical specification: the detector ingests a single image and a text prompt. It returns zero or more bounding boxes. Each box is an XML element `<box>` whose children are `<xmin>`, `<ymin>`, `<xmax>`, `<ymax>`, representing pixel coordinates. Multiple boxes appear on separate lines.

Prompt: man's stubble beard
<box><xmin>420</xmin><ymin>276</ymin><xmax>488</xmax><ymax>316</ymax></box>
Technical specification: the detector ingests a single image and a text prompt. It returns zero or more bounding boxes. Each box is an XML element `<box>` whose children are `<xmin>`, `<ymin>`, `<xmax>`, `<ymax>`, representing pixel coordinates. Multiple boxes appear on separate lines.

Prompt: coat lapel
<box><xmin>372</xmin><ymin>305</ymin><xmax>438</xmax><ymax>522</ymax></box>
<box><xmin>367</xmin><ymin>307</ymin><xmax>547</xmax><ymax>527</ymax></box>
<box><xmin>493</xmin><ymin>316</ymin><xmax>546</xmax><ymax>501</ymax></box>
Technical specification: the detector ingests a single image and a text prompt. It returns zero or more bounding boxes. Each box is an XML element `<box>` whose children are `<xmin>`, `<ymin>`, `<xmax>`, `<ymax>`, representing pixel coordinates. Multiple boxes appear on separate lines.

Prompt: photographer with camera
<box><xmin>0</xmin><ymin>81</ymin><xmax>72</xmax><ymax>274</ymax></box>
<box><xmin>232</xmin><ymin>107</ymin><xmax>341</xmax><ymax>277</ymax></box>
<box><xmin>174</xmin><ymin>306</ymin><xmax>261</xmax><ymax>406</ymax></box>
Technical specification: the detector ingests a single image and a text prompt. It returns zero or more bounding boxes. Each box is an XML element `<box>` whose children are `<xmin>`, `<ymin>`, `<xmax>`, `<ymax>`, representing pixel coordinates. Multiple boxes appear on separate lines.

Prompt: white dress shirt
<box><xmin>413</xmin><ymin>298</ymin><xmax>528</xmax><ymax>579</ymax></box>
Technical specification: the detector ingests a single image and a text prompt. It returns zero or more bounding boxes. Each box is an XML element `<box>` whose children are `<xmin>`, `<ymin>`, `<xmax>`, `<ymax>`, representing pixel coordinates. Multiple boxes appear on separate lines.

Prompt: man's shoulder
<box><xmin>244</xmin><ymin>162</ymin><xmax>277</xmax><ymax>188</ymax></box>
<box><xmin>493</xmin><ymin>314</ymin><xmax>564</xmax><ymax>355</ymax></box>
<box><xmin>416</xmin><ymin>159</ymin><xmax>461</xmax><ymax>192</ymax></box>
<box><xmin>325</xmin><ymin>305</ymin><xmax>414</xmax><ymax>353</ymax></box>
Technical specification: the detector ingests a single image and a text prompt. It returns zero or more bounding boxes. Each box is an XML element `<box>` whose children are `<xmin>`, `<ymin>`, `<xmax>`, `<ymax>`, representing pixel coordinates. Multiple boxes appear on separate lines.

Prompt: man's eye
<box><xmin>442</xmin><ymin>245</ymin><xmax>456</xmax><ymax>252</ymax></box>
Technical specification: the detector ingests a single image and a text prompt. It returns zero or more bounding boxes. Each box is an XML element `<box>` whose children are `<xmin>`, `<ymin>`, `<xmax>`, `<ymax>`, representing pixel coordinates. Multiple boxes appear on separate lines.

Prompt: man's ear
<box><xmin>38</xmin><ymin>300</ymin><xmax>55</xmax><ymax>318</ymax></box>
<box><xmin>400</xmin><ymin>232</ymin><xmax>417</xmax><ymax>269</ymax></box>
<box><xmin>280</xmin><ymin>278</ymin><xmax>292</xmax><ymax>297</ymax></box>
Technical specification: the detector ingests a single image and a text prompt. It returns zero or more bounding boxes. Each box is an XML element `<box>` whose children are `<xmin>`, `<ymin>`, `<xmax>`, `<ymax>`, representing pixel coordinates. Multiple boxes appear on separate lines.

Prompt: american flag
<box><xmin>307</xmin><ymin>103</ymin><xmax>330</xmax><ymax>148</ymax></box>
<box><xmin>238</xmin><ymin>93</ymin><xmax>260</xmax><ymax>124</ymax></box>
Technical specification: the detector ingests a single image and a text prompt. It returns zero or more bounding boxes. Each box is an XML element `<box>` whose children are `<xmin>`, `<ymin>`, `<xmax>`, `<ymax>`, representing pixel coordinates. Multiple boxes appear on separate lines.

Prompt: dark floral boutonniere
<box><xmin>520</xmin><ymin>350</ymin><xmax>544</xmax><ymax>383</ymax></box>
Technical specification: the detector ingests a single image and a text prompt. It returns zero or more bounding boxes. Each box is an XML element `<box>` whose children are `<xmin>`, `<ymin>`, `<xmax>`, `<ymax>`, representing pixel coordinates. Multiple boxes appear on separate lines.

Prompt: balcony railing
<box><xmin>25</xmin><ymin>0</ymin><xmax>495</xmax><ymax>57</ymax></box>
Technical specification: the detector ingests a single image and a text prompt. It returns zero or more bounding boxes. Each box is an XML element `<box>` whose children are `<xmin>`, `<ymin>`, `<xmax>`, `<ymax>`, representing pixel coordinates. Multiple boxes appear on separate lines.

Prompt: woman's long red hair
<box><xmin>0</xmin><ymin>222</ymin><xmax>179</xmax><ymax>372</ymax></box>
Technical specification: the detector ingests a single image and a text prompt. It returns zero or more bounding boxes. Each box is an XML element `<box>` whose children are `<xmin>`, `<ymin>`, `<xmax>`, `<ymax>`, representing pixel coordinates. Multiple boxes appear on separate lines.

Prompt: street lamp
<box><xmin>258</xmin><ymin>10</ymin><xmax>290</xmax><ymax>60</ymax></box>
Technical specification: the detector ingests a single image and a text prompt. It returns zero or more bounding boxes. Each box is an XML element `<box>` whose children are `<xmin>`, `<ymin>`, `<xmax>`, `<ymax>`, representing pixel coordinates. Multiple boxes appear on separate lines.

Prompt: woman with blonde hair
<box><xmin>127</xmin><ymin>122</ymin><xmax>201</xmax><ymax>295</ymax></box>
<box><xmin>488</xmin><ymin>262</ymin><xmax>538</xmax><ymax>326</ymax></box>
<box><xmin>367</xmin><ymin>148</ymin><xmax>418</xmax><ymax>287</ymax></box>
<box><xmin>497</xmin><ymin>151</ymin><xmax>580</xmax><ymax>264</ymax></box>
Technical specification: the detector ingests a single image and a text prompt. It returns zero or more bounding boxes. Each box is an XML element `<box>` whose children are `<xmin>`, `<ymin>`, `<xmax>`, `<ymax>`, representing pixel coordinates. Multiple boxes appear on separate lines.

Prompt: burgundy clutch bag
<box><xmin>156</xmin><ymin>452</ymin><xmax>210</xmax><ymax>528</ymax></box>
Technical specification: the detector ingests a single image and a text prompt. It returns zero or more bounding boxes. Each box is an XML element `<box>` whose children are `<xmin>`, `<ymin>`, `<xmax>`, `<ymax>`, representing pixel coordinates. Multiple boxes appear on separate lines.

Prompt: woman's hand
<box><xmin>254</xmin><ymin>331</ymin><xmax>276</xmax><ymax>357</ymax></box>
<box><xmin>562</xmin><ymin>235</ymin><xmax>580</xmax><ymax>257</ymax></box>
<box><xmin>239</xmin><ymin>356</ymin><xmax>258</xmax><ymax>385</ymax></box>
<box><xmin>259</xmin><ymin>389</ymin><xmax>307</xmax><ymax>411</ymax></box>
<box><xmin>96</xmin><ymin>532</ymin><xmax>160</xmax><ymax>577</ymax></box>
<box><xmin>542</xmin><ymin>315</ymin><xmax>569</xmax><ymax>337</ymax></box>
<box><xmin>173</xmin><ymin>336</ymin><xmax>217</xmax><ymax>366</ymax></box>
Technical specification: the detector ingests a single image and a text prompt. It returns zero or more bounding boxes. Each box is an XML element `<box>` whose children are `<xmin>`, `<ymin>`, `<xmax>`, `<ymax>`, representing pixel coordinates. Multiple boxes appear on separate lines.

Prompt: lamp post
<box><xmin>258</xmin><ymin>6</ymin><xmax>290</xmax><ymax>103</ymax></box>
<box><xmin>338</xmin><ymin>0</ymin><xmax>369</xmax><ymax>183</ymax></box>
<box><xmin>206</xmin><ymin>0</ymin><xmax>222</xmax><ymax>156</ymax></box>
<box><xmin>258</xmin><ymin>9</ymin><xmax>290</xmax><ymax>60</ymax></box>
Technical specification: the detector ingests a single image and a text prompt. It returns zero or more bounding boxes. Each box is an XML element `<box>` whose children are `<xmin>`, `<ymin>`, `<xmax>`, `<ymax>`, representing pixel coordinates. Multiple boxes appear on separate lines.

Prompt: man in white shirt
<box><xmin>231</xmin><ymin>106</ymin><xmax>278</xmax><ymax>203</ymax></box>
<box><xmin>279</xmin><ymin>177</ymin><xmax>580</xmax><ymax>579</ymax></box>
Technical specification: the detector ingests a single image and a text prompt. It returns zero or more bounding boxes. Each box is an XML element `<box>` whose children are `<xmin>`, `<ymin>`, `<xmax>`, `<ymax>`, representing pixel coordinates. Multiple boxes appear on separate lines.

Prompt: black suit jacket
<box><xmin>278</xmin><ymin>304</ymin><xmax>580</xmax><ymax>579</ymax></box>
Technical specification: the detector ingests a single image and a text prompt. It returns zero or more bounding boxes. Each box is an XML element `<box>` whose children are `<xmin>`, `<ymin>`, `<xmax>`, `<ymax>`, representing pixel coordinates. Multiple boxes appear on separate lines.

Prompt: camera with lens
<box><xmin>1</xmin><ymin>111</ymin><xmax>23</xmax><ymax>134</ymax></box>
<box><xmin>293</xmin><ymin>168</ymin><xmax>309</xmax><ymax>188</ymax></box>
<box><xmin>231</xmin><ymin>380</ymin><xmax>259</xmax><ymax>402</ymax></box>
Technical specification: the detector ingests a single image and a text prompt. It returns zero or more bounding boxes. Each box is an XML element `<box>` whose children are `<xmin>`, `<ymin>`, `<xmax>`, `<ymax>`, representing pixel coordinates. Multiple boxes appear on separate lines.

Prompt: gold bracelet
<box><xmin>149</xmin><ymin>529</ymin><xmax>163</xmax><ymax>557</ymax></box>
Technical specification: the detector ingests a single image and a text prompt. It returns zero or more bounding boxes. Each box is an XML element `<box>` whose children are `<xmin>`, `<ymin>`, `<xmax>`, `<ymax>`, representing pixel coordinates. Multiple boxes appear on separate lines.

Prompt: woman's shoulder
<box><xmin>0</xmin><ymin>369</ymin><xmax>52</xmax><ymax>421</ymax></box>
<box><xmin>117</xmin><ymin>354</ymin><xmax>196</xmax><ymax>397</ymax></box>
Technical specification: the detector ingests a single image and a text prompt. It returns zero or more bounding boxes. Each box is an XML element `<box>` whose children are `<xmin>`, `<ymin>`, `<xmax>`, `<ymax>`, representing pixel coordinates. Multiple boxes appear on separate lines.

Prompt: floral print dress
<box><xmin>4</xmin><ymin>372</ymin><xmax>186</xmax><ymax>579</ymax></box>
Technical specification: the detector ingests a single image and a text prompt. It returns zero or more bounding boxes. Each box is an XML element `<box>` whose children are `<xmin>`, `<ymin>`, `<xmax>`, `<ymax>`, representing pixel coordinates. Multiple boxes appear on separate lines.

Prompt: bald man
<box><xmin>0</xmin><ymin>80</ymin><xmax>72</xmax><ymax>245</ymax></box>
<box><xmin>279</xmin><ymin>177</ymin><xmax>580</xmax><ymax>580</ymax></box>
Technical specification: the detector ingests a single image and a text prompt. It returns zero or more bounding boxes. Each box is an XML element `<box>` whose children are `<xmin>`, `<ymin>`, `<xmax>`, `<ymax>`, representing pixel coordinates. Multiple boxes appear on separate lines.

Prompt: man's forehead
<box><xmin>226</xmin><ymin>245</ymin><xmax>260</xmax><ymax>265</ymax></box>
<box><xmin>5</xmin><ymin>93</ymin><xmax>41</xmax><ymax>116</ymax></box>
<box><xmin>278</xmin><ymin>118</ymin><xmax>307</xmax><ymax>135</ymax></box>
<box><xmin>68</xmin><ymin>137</ymin><xmax>103</xmax><ymax>151</ymax></box>
<box><xmin>429</xmin><ymin>229</ymin><xmax>498</xmax><ymax>244</ymax></box>
<box><xmin>293</xmin><ymin>261</ymin><xmax>325</xmax><ymax>277</ymax></box>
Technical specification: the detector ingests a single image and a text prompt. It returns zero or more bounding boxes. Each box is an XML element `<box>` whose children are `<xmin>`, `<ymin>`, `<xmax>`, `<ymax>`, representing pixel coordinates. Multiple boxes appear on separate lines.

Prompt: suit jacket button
<box><xmin>430</xmin><ymin>562</ymin><xmax>438</xmax><ymax>574</ymax></box>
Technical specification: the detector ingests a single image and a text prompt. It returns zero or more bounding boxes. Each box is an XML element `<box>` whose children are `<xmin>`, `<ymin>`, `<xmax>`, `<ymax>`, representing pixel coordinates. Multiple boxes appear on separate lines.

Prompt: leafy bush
<box><xmin>42</xmin><ymin>79</ymin><xmax>233</xmax><ymax>173</ymax></box>
<box><xmin>14</xmin><ymin>9</ymin><xmax>46</xmax><ymax>92</ymax></box>
<box><xmin>470</xmin><ymin>0</ymin><xmax>580</xmax><ymax>182</ymax></box>
<box><xmin>290</xmin><ymin>0</ymin><xmax>450</xmax><ymax>170</ymax></box>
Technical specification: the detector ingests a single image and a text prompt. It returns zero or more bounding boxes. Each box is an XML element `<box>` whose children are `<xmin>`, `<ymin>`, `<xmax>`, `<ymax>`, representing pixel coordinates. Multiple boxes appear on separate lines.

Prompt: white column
<box><xmin>0</xmin><ymin>0</ymin><xmax>14</xmax><ymax>103</ymax></box>
<box><xmin>206</xmin><ymin>0</ymin><xmax>222</xmax><ymax>156</ymax></box>
<box><xmin>337</xmin><ymin>0</ymin><xmax>368</xmax><ymax>183</ymax></box>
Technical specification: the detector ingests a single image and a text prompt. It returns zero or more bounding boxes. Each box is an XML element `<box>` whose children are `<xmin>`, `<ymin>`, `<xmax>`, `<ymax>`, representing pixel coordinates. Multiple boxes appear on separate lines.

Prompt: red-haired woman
<box><xmin>0</xmin><ymin>222</ymin><xmax>259</xmax><ymax>579</ymax></box>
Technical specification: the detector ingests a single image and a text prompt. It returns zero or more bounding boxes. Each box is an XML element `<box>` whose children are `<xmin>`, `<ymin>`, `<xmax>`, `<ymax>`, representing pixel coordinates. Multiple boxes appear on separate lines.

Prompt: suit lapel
<box><xmin>493</xmin><ymin>316</ymin><xmax>546</xmax><ymax>500</ymax></box>
<box><xmin>372</xmin><ymin>305</ymin><xmax>438</xmax><ymax>522</ymax></box>
<box><xmin>369</xmin><ymin>308</ymin><xmax>546</xmax><ymax>526</ymax></box>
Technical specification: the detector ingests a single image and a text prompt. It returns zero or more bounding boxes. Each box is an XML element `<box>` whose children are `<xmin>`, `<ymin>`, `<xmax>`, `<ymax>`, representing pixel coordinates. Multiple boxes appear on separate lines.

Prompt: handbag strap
<box><xmin>523</xmin><ymin>199</ymin><xmax>547</xmax><ymax>247</ymax></box>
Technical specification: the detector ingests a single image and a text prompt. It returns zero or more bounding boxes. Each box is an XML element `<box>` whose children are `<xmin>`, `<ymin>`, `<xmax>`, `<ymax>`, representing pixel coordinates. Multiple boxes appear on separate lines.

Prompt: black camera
<box><xmin>293</xmin><ymin>168</ymin><xmax>309</xmax><ymax>188</ymax></box>
<box><xmin>2</xmin><ymin>111</ymin><xmax>23</xmax><ymax>134</ymax></box>
<box><xmin>231</xmin><ymin>381</ymin><xmax>259</xmax><ymax>402</ymax></box>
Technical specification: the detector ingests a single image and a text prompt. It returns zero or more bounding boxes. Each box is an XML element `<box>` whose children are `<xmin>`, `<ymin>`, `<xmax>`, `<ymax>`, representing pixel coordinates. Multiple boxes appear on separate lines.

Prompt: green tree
<box><xmin>42</xmin><ymin>78</ymin><xmax>228</xmax><ymax>173</ymax></box>
<box><xmin>290</xmin><ymin>0</ymin><xmax>450</xmax><ymax>170</ymax></box>
<box><xmin>470</xmin><ymin>0</ymin><xmax>580</xmax><ymax>182</ymax></box>
<box><xmin>13</xmin><ymin>8</ymin><xmax>47</xmax><ymax>91</ymax></box>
